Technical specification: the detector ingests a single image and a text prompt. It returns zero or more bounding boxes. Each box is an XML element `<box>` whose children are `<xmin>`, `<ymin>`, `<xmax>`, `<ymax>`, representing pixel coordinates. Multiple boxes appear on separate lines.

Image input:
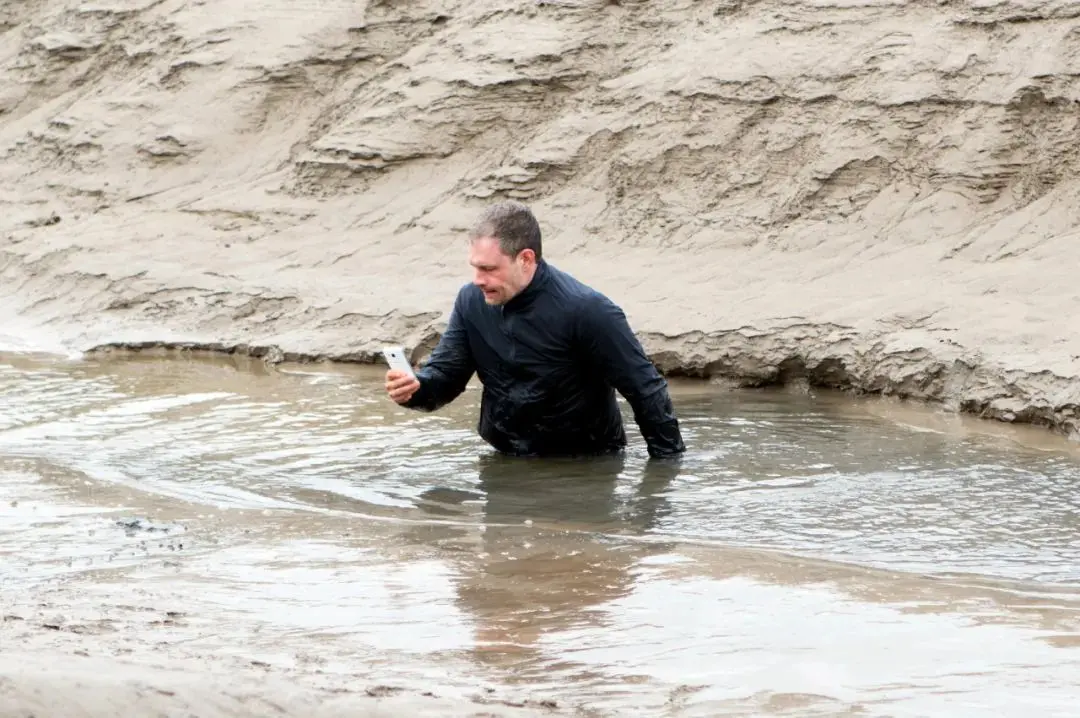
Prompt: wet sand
<box><xmin>2</xmin><ymin>352</ymin><xmax>1080</xmax><ymax>716</ymax></box>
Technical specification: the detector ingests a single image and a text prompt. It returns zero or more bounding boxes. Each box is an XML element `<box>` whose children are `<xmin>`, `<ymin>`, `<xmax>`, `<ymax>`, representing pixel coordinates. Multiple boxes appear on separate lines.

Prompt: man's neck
<box><xmin>519</xmin><ymin>265</ymin><xmax>538</xmax><ymax>289</ymax></box>
<box><xmin>505</xmin><ymin>259</ymin><xmax>547</xmax><ymax>307</ymax></box>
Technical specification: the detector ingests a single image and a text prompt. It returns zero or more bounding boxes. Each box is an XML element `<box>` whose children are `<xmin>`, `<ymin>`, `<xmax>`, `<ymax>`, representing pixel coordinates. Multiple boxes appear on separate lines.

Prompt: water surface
<box><xmin>2</xmin><ymin>351</ymin><xmax>1079</xmax><ymax>716</ymax></box>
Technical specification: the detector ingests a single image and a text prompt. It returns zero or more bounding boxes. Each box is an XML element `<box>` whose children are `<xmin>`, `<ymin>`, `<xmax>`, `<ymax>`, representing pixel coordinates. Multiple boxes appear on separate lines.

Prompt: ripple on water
<box><xmin>655</xmin><ymin>393</ymin><xmax>1080</xmax><ymax>584</ymax></box>
<box><xmin>3</xmin><ymin>353</ymin><xmax>1080</xmax><ymax>717</ymax></box>
<box><xmin>3</xmin><ymin>356</ymin><xmax>1080</xmax><ymax>581</ymax></box>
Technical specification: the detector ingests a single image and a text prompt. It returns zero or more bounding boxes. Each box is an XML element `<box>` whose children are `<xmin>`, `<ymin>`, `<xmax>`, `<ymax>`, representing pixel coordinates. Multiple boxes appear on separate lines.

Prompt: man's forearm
<box><xmin>403</xmin><ymin>376</ymin><xmax>437</xmax><ymax>412</ymax></box>
<box><xmin>630</xmin><ymin>388</ymin><xmax>686</xmax><ymax>458</ymax></box>
<box><xmin>402</xmin><ymin>292</ymin><xmax>475</xmax><ymax>412</ymax></box>
<box><xmin>403</xmin><ymin>366</ymin><xmax>459</xmax><ymax>412</ymax></box>
<box><xmin>576</xmin><ymin>293</ymin><xmax>687</xmax><ymax>457</ymax></box>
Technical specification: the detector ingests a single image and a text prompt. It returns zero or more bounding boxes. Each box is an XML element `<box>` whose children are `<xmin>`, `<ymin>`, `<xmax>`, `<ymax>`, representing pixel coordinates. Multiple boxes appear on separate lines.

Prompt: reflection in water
<box><xmin>3</xmin><ymin>352</ymin><xmax>1080</xmax><ymax>716</ymax></box>
<box><xmin>427</xmin><ymin>454</ymin><xmax>678</xmax><ymax>676</ymax></box>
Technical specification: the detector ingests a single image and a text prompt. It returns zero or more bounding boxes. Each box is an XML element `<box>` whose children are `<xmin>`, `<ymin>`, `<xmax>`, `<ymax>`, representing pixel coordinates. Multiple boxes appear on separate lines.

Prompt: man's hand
<box><xmin>385</xmin><ymin>369</ymin><xmax>420</xmax><ymax>405</ymax></box>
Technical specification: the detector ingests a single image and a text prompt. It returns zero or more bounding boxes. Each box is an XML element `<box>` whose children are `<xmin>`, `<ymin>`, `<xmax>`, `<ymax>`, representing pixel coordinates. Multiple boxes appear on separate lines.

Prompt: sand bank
<box><xmin>1</xmin><ymin>3</ymin><xmax>1078</xmax><ymax>427</ymax></box>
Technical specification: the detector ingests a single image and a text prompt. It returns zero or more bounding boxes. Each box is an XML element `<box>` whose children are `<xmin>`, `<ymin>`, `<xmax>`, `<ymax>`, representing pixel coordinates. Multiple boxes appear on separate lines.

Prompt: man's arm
<box><xmin>577</xmin><ymin>293</ymin><xmax>686</xmax><ymax>459</ymax></box>
<box><xmin>404</xmin><ymin>289</ymin><xmax>476</xmax><ymax>412</ymax></box>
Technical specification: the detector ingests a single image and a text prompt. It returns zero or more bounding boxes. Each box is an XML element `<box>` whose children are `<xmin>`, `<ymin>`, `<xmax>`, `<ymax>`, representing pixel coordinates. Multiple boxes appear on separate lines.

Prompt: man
<box><xmin>385</xmin><ymin>200</ymin><xmax>685</xmax><ymax>459</ymax></box>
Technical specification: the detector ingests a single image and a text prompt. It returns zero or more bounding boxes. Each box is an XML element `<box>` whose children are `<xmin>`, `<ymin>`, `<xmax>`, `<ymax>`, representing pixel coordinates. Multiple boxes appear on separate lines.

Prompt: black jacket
<box><xmin>404</xmin><ymin>260</ymin><xmax>685</xmax><ymax>459</ymax></box>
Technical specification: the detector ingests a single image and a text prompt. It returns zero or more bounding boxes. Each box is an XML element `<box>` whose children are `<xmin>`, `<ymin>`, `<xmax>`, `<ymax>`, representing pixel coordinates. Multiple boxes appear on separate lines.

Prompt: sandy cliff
<box><xmin>1</xmin><ymin>0</ymin><xmax>1079</xmax><ymax>438</ymax></box>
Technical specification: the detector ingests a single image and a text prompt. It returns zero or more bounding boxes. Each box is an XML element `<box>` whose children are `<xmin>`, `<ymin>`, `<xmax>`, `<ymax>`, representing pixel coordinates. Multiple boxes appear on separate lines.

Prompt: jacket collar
<box><xmin>503</xmin><ymin>259</ymin><xmax>550</xmax><ymax>313</ymax></box>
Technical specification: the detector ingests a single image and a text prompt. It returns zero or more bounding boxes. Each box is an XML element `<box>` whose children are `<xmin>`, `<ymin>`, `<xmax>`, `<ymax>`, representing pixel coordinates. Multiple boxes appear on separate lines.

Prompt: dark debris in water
<box><xmin>115</xmin><ymin>517</ymin><xmax>185</xmax><ymax>535</ymax></box>
<box><xmin>473</xmin><ymin>693</ymin><xmax>560</xmax><ymax>711</ymax></box>
<box><xmin>365</xmin><ymin>685</ymin><xmax>405</xmax><ymax>698</ymax></box>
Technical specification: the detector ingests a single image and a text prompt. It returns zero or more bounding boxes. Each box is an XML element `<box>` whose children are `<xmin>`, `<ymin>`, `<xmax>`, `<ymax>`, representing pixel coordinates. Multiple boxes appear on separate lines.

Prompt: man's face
<box><xmin>469</xmin><ymin>236</ymin><xmax>533</xmax><ymax>305</ymax></box>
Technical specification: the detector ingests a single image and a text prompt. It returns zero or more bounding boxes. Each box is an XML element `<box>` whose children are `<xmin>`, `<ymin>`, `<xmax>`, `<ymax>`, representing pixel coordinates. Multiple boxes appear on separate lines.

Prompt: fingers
<box><xmin>385</xmin><ymin>372</ymin><xmax>419</xmax><ymax>404</ymax></box>
<box><xmin>385</xmin><ymin>373</ymin><xmax>415</xmax><ymax>391</ymax></box>
<box><xmin>388</xmin><ymin>381</ymin><xmax>419</xmax><ymax>404</ymax></box>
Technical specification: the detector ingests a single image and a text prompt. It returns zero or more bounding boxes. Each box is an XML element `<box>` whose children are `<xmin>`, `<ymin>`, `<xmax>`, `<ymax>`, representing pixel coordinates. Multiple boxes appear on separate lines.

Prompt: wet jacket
<box><xmin>404</xmin><ymin>260</ymin><xmax>686</xmax><ymax>459</ymax></box>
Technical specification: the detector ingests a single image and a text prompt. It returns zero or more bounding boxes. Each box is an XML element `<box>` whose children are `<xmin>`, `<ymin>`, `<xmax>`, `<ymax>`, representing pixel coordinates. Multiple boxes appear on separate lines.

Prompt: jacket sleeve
<box><xmin>404</xmin><ymin>289</ymin><xmax>476</xmax><ymax>412</ymax></box>
<box><xmin>577</xmin><ymin>293</ymin><xmax>686</xmax><ymax>459</ymax></box>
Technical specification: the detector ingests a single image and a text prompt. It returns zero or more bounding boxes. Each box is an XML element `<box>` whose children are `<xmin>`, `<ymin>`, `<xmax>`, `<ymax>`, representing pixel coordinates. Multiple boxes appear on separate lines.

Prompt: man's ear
<box><xmin>518</xmin><ymin>248</ymin><xmax>536</xmax><ymax>267</ymax></box>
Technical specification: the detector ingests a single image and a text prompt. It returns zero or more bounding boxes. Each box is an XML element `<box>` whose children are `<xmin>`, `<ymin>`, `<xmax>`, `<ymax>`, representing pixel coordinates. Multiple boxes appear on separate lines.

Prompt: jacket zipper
<box><xmin>504</xmin><ymin>309</ymin><xmax>515</xmax><ymax>362</ymax></box>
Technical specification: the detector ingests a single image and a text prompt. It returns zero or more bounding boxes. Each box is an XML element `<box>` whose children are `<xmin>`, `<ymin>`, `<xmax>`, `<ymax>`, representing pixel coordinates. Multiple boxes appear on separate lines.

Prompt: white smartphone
<box><xmin>381</xmin><ymin>345</ymin><xmax>416</xmax><ymax>379</ymax></box>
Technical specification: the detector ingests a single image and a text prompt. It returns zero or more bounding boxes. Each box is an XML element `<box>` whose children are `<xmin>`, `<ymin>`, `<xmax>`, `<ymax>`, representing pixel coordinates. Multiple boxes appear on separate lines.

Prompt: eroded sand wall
<box><xmin>1</xmin><ymin>0</ymin><xmax>1078</xmax><ymax>437</ymax></box>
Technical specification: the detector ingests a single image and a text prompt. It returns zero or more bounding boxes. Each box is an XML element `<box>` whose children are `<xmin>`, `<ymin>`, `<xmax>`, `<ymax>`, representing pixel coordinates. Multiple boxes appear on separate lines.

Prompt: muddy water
<box><xmin>2</xmin><ymin>351</ymin><xmax>1080</xmax><ymax>717</ymax></box>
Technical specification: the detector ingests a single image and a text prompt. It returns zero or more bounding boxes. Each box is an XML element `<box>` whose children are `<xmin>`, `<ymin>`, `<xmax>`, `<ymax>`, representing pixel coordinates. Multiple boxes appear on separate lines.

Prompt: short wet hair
<box><xmin>469</xmin><ymin>200</ymin><xmax>542</xmax><ymax>260</ymax></box>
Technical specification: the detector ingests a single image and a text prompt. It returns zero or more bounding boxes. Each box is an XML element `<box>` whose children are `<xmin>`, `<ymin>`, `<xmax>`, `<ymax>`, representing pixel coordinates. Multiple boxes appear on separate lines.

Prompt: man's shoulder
<box><xmin>545</xmin><ymin>264</ymin><xmax>615</xmax><ymax>313</ymax></box>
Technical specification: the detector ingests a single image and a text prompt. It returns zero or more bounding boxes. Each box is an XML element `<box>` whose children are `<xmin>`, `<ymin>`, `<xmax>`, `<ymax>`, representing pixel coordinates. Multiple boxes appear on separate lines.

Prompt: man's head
<box><xmin>468</xmin><ymin>200</ymin><xmax>543</xmax><ymax>305</ymax></box>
